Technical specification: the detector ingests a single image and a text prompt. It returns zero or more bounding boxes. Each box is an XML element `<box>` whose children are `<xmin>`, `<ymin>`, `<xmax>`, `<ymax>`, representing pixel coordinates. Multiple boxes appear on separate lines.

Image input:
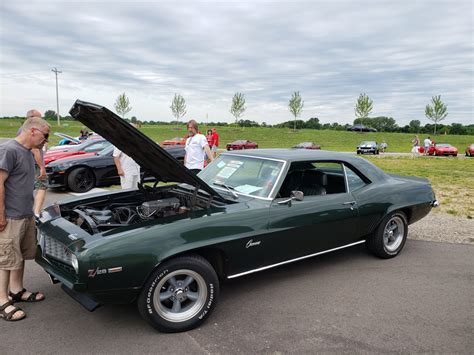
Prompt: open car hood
<box><xmin>69</xmin><ymin>100</ymin><xmax>223</xmax><ymax>201</ymax></box>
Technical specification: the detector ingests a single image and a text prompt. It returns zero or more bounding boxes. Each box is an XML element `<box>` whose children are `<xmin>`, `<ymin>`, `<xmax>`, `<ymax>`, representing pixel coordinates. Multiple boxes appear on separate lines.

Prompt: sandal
<box><xmin>0</xmin><ymin>300</ymin><xmax>26</xmax><ymax>321</ymax></box>
<box><xmin>9</xmin><ymin>288</ymin><xmax>45</xmax><ymax>303</ymax></box>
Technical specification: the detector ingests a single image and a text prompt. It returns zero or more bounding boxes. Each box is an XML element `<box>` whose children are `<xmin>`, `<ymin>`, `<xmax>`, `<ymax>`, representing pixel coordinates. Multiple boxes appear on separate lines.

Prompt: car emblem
<box><xmin>246</xmin><ymin>239</ymin><xmax>261</xmax><ymax>248</ymax></box>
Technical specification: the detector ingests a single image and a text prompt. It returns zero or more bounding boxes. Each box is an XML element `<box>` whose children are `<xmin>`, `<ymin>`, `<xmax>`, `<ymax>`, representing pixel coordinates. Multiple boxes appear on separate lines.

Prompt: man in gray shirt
<box><xmin>0</xmin><ymin>115</ymin><xmax>50</xmax><ymax>322</ymax></box>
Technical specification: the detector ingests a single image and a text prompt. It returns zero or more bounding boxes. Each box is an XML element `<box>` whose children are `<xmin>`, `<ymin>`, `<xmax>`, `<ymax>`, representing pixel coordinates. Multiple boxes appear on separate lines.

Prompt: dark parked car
<box><xmin>292</xmin><ymin>142</ymin><xmax>321</xmax><ymax>150</ymax></box>
<box><xmin>347</xmin><ymin>124</ymin><xmax>377</xmax><ymax>132</ymax></box>
<box><xmin>226</xmin><ymin>140</ymin><xmax>258</xmax><ymax>150</ymax></box>
<box><xmin>36</xmin><ymin>101</ymin><xmax>438</xmax><ymax>333</ymax></box>
<box><xmin>46</xmin><ymin>144</ymin><xmax>185</xmax><ymax>193</ymax></box>
<box><xmin>357</xmin><ymin>141</ymin><xmax>379</xmax><ymax>155</ymax></box>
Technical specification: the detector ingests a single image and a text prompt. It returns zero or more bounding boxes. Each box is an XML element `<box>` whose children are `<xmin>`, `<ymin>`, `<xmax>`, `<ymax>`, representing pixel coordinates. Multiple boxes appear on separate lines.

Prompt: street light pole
<box><xmin>51</xmin><ymin>67</ymin><xmax>62</xmax><ymax>126</ymax></box>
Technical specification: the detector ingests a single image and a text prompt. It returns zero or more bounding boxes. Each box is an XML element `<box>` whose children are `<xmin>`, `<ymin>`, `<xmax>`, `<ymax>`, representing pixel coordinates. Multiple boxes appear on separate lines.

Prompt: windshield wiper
<box><xmin>212</xmin><ymin>182</ymin><xmax>238</xmax><ymax>199</ymax></box>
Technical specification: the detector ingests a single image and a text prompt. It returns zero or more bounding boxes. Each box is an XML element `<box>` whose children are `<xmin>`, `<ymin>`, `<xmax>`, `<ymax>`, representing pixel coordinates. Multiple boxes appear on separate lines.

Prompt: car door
<box><xmin>264</xmin><ymin>162</ymin><xmax>361</xmax><ymax>266</ymax></box>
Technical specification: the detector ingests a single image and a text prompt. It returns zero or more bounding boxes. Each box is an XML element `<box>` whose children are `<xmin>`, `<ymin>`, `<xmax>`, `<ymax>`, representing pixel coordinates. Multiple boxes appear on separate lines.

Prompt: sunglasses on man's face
<box><xmin>32</xmin><ymin>128</ymin><xmax>49</xmax><ymax>141</ymax></box>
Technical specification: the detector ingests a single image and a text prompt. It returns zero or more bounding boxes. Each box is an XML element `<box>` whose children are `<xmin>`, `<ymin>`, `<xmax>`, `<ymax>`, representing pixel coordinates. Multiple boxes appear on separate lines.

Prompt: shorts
<box><xmin>34</xmin><ymin>165</ymin><xmax>47</xmax><ymax>190</ymax></box>
<box><xmin>120</xmin><ymin>174</ymin><xmax>139</xmax><ymax>189</ymax></box>
<box><xmin>211</xmin><ymin>145</ymin><xmax>218</xmax><ymax>153</ymax></box>
<box><xmin>0</xmin><ymin>217</ymin><xmax>37</xmax><ymax>270</ymax></box>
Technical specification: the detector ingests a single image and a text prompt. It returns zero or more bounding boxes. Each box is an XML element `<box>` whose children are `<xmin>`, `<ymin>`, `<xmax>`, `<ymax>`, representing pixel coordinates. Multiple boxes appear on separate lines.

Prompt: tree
<box><xmin>409</xmin><ymin>120</ymin><xmax>421</xmax><ymax>133</ymax></box>
<box><xmin>44</xmin><ymin>110</ymin><xmax>56</xmax><ymax>120</ymax></box>
<box><xmin>425</xmin><ymin>95</ymin><xmax>448</xmax><ymax>135</ymax></box>
<box><xmin>288</xmin><ymin>91</ymin><xmax>304</xmax><ymax>131</ymax></box>
<box><xmin>354</xmin><ymin>93</ymin><xmax>373</xmax><ymax>128</ymax></box>
<box><xmin>230</xmin><ymin>92</ymin><xmax>246</xmax><ymax>125</ymax></box>
<box><xmin>114</xmin><ymin>93</ymin><xmax>132</xmax><ymax>119</ymax></box>
<box><xmin>170</xmin><ymin>93</ymin><xmax>187</xmax><ymax>127</ymax></box>
<box><xmin>306</xmin><ymin>117</ymin><xmax>321</xmax><ymax>129</ymax></box>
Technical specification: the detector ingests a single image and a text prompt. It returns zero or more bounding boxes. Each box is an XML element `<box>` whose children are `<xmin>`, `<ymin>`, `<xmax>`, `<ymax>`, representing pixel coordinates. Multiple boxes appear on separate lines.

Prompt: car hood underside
<box><xmin>69</xmin><ymin>100</ymin><xmax>223</xmax><ymax>200</ymax></box>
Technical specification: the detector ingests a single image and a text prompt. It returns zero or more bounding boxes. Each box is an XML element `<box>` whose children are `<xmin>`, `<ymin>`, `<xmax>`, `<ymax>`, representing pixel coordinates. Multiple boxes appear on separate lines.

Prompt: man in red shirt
<box><xmin>211</xmin><ymin>128</ymin><xmax>219</xmax><ymax>158</ymax></box>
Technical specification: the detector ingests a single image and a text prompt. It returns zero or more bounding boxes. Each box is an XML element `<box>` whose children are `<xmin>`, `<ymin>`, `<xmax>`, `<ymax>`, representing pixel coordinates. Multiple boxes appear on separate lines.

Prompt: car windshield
<box><xmin>360</xmin><ymin>141</ymin><xmax>376</xmax><ymax>145</ymax></box>
<box><xmin>437</xmin><ymin>144</ymin><xmax>451</xmax><ymax>147</ymax></box>
<box><xmin>198</xmin><ymin>155</ymin><xmax>284</xmax><ymax>199</ymax></box>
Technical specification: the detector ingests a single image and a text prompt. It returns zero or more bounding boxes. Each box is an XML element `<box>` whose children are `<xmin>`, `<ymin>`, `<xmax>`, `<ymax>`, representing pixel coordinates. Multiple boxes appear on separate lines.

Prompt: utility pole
<box><xmin>51</xmin><ymin>67</ymin><xmax>62</xmax><ymax>126</ymax></box>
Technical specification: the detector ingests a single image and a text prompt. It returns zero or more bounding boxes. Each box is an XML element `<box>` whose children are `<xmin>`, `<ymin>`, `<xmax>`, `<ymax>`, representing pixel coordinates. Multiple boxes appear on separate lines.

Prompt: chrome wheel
<box><xmin>153</xmin><ymin>269</ymin><xmax>207</xmax><ymax>323</ymax></box>
<box><xmin>383</xmin><ymin>216</ymin><xmax>405</xmax><ymax>252</ymax></box>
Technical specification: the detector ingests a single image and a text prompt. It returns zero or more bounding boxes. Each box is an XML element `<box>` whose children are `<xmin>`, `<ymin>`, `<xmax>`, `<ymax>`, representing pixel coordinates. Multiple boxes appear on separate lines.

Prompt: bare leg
<box><xmin>1</xmin><ymin>269</ymin><xmax>25</xmax><ymax>320</ymax></box>
<box><xmin>34</xmin><ymin>189</ymin><xmax>47</xmax><ymax>215</ymax></box>
<box><xmin>10</xmin><ymin>262</ymin><xmax>44</xmax><ymax>301</ymax></box>
<box><xmin>9</xmin><ymin>262</ymin><xmax>25</xmax><ymax>293</ymax></box>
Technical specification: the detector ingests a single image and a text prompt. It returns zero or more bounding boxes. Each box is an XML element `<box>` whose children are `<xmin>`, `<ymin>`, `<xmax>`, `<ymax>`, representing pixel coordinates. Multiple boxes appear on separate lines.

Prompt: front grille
<box><xmin>44</xmin><ymin>235</ymin><xmax>73</xmax><ymax>266</ymax></box>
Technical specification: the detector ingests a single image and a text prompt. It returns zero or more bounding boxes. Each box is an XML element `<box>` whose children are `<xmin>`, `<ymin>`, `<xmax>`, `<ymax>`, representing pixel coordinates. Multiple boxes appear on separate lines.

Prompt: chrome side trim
<box><xmin>227</xmin><ymin>240</ymin><xmax>366</xmax><ymax>279</ymax></box>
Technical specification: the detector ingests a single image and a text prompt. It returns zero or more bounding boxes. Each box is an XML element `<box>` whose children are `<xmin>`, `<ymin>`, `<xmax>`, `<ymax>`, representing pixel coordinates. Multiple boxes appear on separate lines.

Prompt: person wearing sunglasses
<box><xmin>0</xmin><ymin>114</ymin><xmax>50</xmax><ymax>322</ymax></box>
<box><xmin>16</xmin><ymin>110</ymin><xmax>49</xmax><ymax>216</ymax></box>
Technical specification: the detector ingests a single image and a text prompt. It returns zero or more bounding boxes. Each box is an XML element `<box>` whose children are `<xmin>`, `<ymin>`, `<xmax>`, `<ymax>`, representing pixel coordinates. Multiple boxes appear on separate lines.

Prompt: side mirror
<box><xmin>290</xmin><ymin>190</ymin><xmax>304</xmax><ymax>201</ymax></box>
<box><xmin>277</xmin><ymin>190</ymin><xmax>304</xmax><ymax>206</ymax></box>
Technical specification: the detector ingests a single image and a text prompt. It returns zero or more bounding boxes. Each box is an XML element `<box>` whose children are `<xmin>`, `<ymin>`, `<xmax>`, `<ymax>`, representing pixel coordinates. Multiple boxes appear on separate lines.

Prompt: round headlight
<box><xmin>71</xmin><ymin>254</ymin><xmax>79</xmax><ymax>273</ymax></box>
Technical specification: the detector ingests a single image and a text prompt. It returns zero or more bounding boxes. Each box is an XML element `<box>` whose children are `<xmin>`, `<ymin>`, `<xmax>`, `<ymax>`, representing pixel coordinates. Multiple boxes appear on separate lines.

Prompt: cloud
<box><xmin>1</xmin><ymin>0</ymin><xmax>472</xmax><ymax>125</ymax></box>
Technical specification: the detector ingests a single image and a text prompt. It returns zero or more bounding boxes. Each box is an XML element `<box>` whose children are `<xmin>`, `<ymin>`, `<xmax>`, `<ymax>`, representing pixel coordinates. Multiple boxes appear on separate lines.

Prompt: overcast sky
<box><xmin>1</xmin><ymin>0</ymin><xmax>473</xmax><ymax>125</ymax></box>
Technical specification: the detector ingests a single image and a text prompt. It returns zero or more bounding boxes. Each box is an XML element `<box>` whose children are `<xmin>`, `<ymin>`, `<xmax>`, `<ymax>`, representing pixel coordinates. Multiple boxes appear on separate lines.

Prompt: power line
<box><xmin>51</xmin><ymin>67</ymin><xmax>62</xmax><ymax>126</ymax></box>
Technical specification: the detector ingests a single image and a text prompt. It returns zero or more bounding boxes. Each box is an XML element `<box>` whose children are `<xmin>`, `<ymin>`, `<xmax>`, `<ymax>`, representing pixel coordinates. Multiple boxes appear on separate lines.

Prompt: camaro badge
<box><xmin>246</xmin><ymin>239</ymin><xmax>261</xmax><ymax>248</ymax></box>
<box><xmin>88</xmin><ymin>266</ymin><xmax>123</xmax><ymax>277</ymax></box>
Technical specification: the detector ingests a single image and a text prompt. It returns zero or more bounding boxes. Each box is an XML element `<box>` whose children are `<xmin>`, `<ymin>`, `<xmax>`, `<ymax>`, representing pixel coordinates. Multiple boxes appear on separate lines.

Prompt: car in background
<box><xmin>44</xmin><ymin>139</ymin><xmax>111</xmax><ymax>165</ymax></box>
<box><xmin>427</xmin><ymin>143</ymin><xmax>458</xmax><ymax>157</ymax></box>
<box><xmin>46</xmin><ymin>144</ymin><xmax>185</xmax><ymax>193</ymax></box>
<box><xmin>292</xmin><ymin>142</ymin><xmax>321</xmax><ymax>150</ymax></box>
<box><xmin>36</xmin><ymin>100</ymin><xmax>438</xmax><ymax>333</ymax></box>
<box><xmin>49</xmin><ymin>132</ymin><xmax>103</xmax><ymax>150</ymax></box>
<box><xmin>357</xmin><ymin>141</ymin><xmax>379</xmax><ymax>155</ymax></box>
<box><xmin>226</xmin><ymin>140</ymin><xmax>258</xmax><ymax>150</ymax></box>
<box><xmin>162</xmin><ymin>137</ymin><xmax>186</xmax><ymax>146</ymax></box>
<box><xmin>347</xmin><ymin>124</ymin><xmax>377</xmax><ymax>132</ymax></box>
<box><xmin>465</xmin><ymin>144</ymin><xmax>474</xmax><ymax>157</ymax></box>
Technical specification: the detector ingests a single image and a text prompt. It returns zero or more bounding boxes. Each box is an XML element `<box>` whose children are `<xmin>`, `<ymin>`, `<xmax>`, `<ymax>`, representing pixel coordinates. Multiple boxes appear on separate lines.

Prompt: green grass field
<box><xmin>2</xmin><ymin>119</ymin><xmax>473</xmax><ymax>218</ymax></box>
<box><xmin>1</xmin><ymin>118</ymin><xmax>473</xmax><ymax>152</ymax></box>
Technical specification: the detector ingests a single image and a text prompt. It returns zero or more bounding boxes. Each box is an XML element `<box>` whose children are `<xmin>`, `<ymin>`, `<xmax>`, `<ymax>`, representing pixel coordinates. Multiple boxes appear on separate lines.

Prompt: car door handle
<box><xmin>343</xmin><ymin>201</ymin><xmax>357</xmax><ymax>210</ymax></box>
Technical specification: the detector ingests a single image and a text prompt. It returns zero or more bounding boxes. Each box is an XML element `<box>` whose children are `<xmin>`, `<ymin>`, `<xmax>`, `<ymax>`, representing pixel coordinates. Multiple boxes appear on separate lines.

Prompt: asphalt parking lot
<box><xmin>0</xmin><ymin>189</ymin><xmax>472</xmax><ymax>354</ymax></box>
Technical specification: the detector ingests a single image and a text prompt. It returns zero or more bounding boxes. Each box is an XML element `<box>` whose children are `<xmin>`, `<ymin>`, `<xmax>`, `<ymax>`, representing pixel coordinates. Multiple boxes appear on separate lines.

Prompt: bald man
<box><xmin>16</xmin><ymin>110</ymin><xmax>48</xmax><ymax>216</ymax></box>
<box><xmin>1</xmin><ymin>116</ymin><xmax>50</xmax><ymax>321</ymax></box>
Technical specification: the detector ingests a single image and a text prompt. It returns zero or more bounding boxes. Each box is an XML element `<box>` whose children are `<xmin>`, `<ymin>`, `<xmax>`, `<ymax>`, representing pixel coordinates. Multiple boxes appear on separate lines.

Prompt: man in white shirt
<box><xmin>423</xmin><ymin>136</ymin><xmax>432</xmax><ymax>155</ymax></box>
<box><xmin>184</xmin><ymin>120</ymin><xmax>214</xmax><ymax>174</ymax></box>
<box><xmin>113</xmin><ymin>147</ymin><xmax>140</xmax><ymax>189</ymax></box>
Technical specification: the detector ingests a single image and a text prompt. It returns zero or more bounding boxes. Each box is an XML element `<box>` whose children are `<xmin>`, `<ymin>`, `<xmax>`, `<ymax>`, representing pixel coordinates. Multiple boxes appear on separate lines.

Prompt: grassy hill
<box><xmin>2</xmin><ymin>119</ymin><xmax>473</xmax><ymax>152</ymax></box>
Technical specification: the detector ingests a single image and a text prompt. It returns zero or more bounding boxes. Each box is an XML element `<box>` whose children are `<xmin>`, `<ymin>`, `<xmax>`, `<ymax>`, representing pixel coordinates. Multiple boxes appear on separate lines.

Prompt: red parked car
<box><xmin>162</xmin><ymin>137</ymin><xmax>186</xmax><ymax>146</ymax></box>
<box><xmin>427</xmin><ymin>143</ymin><xmax>458</xmax><ymax>157</ymax></box>
<box><xmin>465</xmin><ymin>144</ymin><xmax>474</xmax><ymax>157</ymax></box>
<box><xmin>226</xmin><ymin>140</ymin><xmax>259</xmax><ymax>150</ymax></box>
<box><xmin>292</xmin><ymin>142</ymin><xmax>321</xmax><ymax>150</ymax></box>
<box><xmin>44</xmin><ymin>140</ymin><xmax>110</xmax><ymax>165</ymax></box>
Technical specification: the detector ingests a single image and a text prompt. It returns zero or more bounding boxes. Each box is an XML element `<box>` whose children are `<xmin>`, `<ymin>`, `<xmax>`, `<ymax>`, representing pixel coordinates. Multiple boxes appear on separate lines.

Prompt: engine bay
<box><xmin>61</xmin><ymin>187</ymin><xmax>222</xmax><ymax>234</ymax></box>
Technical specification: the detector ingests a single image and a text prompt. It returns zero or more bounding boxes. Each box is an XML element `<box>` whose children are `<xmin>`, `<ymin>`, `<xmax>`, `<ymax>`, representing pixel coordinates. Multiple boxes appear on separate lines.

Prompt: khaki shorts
<box><xmin>0</xmin><ymin>217</ymin><xmax>37</xmax><ymax>270</ymax></box>
<box><xmin>34</xmin><ymin>165</ymin><xmax>47</xmax><ymax>190</ymax></box>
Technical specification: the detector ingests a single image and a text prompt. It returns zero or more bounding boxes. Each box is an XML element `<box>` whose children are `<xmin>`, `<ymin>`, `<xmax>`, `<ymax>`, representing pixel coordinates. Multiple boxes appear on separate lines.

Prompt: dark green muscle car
<box><xmin>36</xmin><ymin>100</ymin><xmax>438</xmax><ymax>333</ymax></box>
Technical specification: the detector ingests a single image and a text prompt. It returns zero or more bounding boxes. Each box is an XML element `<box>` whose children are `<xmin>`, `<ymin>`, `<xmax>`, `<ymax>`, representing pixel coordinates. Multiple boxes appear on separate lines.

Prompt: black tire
<box><xmin>67</xmin><ymin>167</ymin><xmax>96</xmax><ymax>193</ymax></box>
<box><xmin>138</xmin><ymin>255</ymin><xmax>219</xmax><ymax>333</ymax></box>
<box><xmin>366</xmin><ymin>211</ymin><xmax>408</xmax><ymax>259</ymax></box>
